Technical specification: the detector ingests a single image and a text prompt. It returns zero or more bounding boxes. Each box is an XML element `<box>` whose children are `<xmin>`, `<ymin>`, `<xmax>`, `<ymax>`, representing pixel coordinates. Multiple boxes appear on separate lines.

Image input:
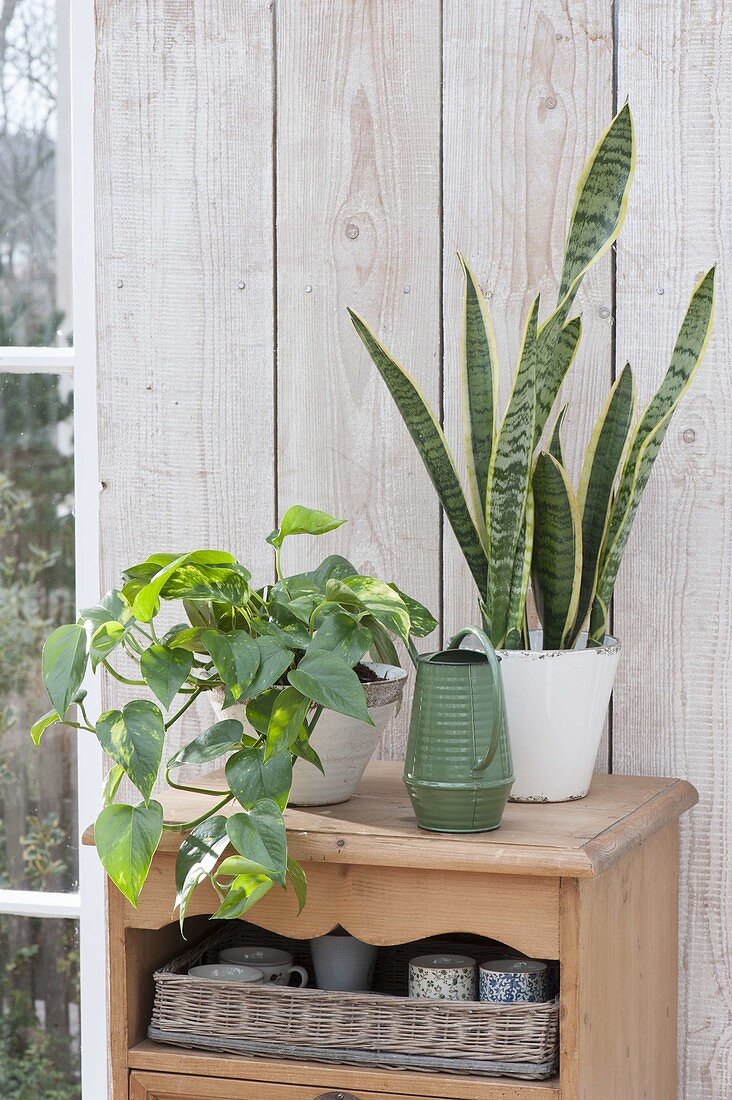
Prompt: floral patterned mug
<box><xmin>479</xmin><ymin>958</ymin><xmax>549</xmax><ymax>1003</ymax></box>
<box><xmin>408</xmin><ymin>954</ymin><xmax>478</xmax><ymax>1000</ymax></box>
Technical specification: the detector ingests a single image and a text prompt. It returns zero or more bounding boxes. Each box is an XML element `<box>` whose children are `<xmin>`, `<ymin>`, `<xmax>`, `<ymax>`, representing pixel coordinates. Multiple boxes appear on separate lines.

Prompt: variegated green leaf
<box><xmin>485</xmin><ymin>297</ymin><xmax>538</xmax><ymax>646</ymax></box>
<box><xmin>348</xmin><ymin>309</ymin><xmax>488</xmax><ymax>595</ymax></box>
<box><xmin>532</xmin><ymin>452</ymin><xmax>583</xmax><ymax>650</ymax></box>
<box><xmin>589</xmin><ymin>267</ymin><xmax>715</xmax><ymax>644</ymax></box>
<box><xmin>503</xmin><ymin>486</ymin><xmax>534</xmax><ymax>651</ymax></box>
<box><xmin>568</xmin><ymin>364</ymin><xmax>635</xmax><ymax>646</ymax></box>
<box><xmin>458</xmin><ymin>253</ymin><xmax>499</xmax><ymax>538</ymax></box>
<box><xmin>559</xmin><ymin>103</ymin><xmax>635</xmax><ymax>303</ymax></box>
<box><xmin>547</xmin><ymin>404</ymin><xmax>569</xmax><ymax>465</ymax></box>
<box><xmin>534</xmin><ymin>315</ymin><xmax>582</xmax><ymax>445</ymax></box>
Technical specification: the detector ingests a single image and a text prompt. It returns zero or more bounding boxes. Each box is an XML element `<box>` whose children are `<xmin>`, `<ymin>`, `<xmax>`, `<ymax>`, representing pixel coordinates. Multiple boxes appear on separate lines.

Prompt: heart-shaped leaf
<box><xmin>267</xmin><ymin>506</ymin><xmax>345</xmax><ymax>549</ymax></box>
<box><xmin>90</xmin><ymin>620</ymin><xmax>129</xmax><ymax>670</ymax></box>
<box><xmin>387</xmin><ymin>584</ymin><xmax>437</xmax><ymax>639</ymax></box>
<box><xmin>161</xmin><ymin>562</ymin><xmax>251</xmax><ymax>606</ymax></box>
<box><xmin>31</xmin><ymin>708</ymin><xmax>62</xmax><ymax>747</ymax></box>
<box><xmin>95</xmin><ymin>800</ymin><xmax>163</xmax><ymax>907</ymax></box>
<box><xmin>225</xmin><ymin>744</ymin><xmax>292</xmax><ymax>811</ymax></box>
<box><xmin>79</xmin><ymin>589</ymin><xmax>133</xmax><ymax>633</ymax></box>
<box><xmin>203</xmin><ymin>630</ymin><xmax>260</xmax><ymax>700</ymax></box>
<box><xmin>174</xmin><ymin>815</ymin><xmax>230</xmax><ymax>931</ymax></box>
<box><xmin>42</xmin><ymin>623</ymin><xmax>88</xmax><ymax>719</ymax></box>
<box><xmin>286</xmin><ymin>856</ymin><xmax>308</xmax><ymax>914</ymax></box>
<box><xmin>288</xmin><ymin>651</ymin><xmax>372</xmax><ymax>724</ymax></box>
<box><xmin>167</xmin><ymin>720</ymin><xmax>244</xmax><ymax>770</ymax></box>
<box><xmin>309</xmin><ymin>610</ymin><xmax>372</xmax><ymax>667</ymax></box>
<box><xmin>342</xmin><ymin>576</ymin><xmax>410</xmax><ymax>643</ymax></box>
<box><xmin>226</xmin><ymin>800</ymin><xmax>287</xmax><ymax>886</ymax></box>
<box><xmin>245</xmin><ymin>637</ymin><xmax>294</xmax><ymax>698</ymax></box>
<box><xmin>102</xmin><ymin>763</ymin><xmax>125</xmax><ymax>807</ymax></box>
<box><xmin>265</xmin><ymin>687</ymin><xmax>309</xmax><ymax>760</ymax></box>
<box><xmin>140</xmin><ymin>644</ymin><xmax>193</xmax><ymax>709</ymax></box>
<box><xmin>95</xmin><ymin>699</ymin><xmax>165</xmax><ymax>802</ymax></box>
<box><xmin>212</xmin><ymin>873</ymin><xmax>273</xmax><ymax>920</ymax></box>
<box><xmin>131</xmin><ymin>551</ymin><xmax>237</xmax><ymax>622</ymax></box>
<box><xmin>291</xmin><ymin>729</ymin><xmax>325</xmax><ymax>774</ymax></box>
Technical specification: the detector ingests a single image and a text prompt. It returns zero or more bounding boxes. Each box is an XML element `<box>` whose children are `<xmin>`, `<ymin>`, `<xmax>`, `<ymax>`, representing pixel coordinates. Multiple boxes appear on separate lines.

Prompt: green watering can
<box><xmin>404</xmin><ymin>627</ymin><xmax>514</xmax><ymax>832</ymax></box>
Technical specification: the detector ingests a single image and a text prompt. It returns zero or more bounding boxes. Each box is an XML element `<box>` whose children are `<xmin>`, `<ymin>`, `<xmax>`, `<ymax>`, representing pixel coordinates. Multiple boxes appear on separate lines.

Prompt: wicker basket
<box><xmin>149</xmin><ymin>923</ymin><xmax>559</xmax><ymax>1080</ymax></box>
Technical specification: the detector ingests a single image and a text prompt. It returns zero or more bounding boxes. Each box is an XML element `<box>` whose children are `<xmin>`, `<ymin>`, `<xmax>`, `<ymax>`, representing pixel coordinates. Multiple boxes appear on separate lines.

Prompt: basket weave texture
<box><xmin>149</xmin><ymin>923</ymin><xmax>559</xmax><ymax>1080</ymax></box>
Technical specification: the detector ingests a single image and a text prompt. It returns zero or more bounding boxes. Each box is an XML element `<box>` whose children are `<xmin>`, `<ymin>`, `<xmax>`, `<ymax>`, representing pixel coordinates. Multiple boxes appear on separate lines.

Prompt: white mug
<box><xmin>188</xmin><ymin>963</ymin><xmax>265</xmax><ymax>984</ymax></box>
<box><xmin>218</xmin><ymin>946</ymin><xmax>308</xmax><ymax>987</ymax></box>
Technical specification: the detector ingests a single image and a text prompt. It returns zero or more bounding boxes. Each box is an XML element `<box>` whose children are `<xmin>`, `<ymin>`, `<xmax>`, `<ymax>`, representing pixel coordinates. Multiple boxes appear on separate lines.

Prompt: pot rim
<box><xmin>497</xmin><ymin>629</ymin><xmax>621</xmax><ymax>660</ymax></box>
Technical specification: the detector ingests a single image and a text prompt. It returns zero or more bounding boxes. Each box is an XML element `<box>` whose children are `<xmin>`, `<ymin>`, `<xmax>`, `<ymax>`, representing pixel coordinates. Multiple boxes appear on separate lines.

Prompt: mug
<box><xmin>409</xmin><ymin>954</ymin><xmax>477</xmax><ymax>1001</ymax></box>
<box><xmin>479</xmin><ymin>958</ymin><xmax>549</xmax><ymax>1003</ymax></box>
<box><xmin>218</xmin><ymin>946</ymin><xmax>308</xmax><ymax>987</ymax></box>
<box><xmin>310</xmin><ymin>932</ymin><xmax>378</xmax><ymax>992</ymax></box>
<box><xmin>188</xmin><ymin>963</ymin><xmax>265</xmax><ymax>984</ymax></box>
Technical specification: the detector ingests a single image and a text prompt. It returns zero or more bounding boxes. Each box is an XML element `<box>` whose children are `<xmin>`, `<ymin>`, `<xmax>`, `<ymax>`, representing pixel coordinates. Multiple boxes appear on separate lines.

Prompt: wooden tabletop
<box><xmin>84</xmin><ymin>760</ymin><xmax>697</xmax><ymax>879</ymax></box>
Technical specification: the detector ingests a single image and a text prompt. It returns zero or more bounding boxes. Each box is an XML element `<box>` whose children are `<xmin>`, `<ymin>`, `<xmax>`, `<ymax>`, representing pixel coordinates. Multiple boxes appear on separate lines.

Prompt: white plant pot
<box><xmin>210</xmin><ymin>662</ymin><xmax>407</xmax><ymax>807</ymax></box>
<box><xmin>498</xmin><ymin>631</ymin><xmax>621</xmax><ymax>803</ymax></box>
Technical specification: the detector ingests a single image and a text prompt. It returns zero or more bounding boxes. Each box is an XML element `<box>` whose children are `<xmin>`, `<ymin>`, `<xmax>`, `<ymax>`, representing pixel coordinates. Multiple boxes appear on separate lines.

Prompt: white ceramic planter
<box><xmin>210</xmin><ymin>662</ymin><xmax>407</xmax><ymax>807</ymax></box>
<box><xmin>498</xmin><ymin>631</ymin><xmax>621</xmax><ymax>802</ymax></box>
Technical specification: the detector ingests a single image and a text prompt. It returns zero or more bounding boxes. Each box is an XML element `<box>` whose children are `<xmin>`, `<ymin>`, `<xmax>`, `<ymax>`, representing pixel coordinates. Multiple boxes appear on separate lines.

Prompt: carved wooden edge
<box><xmin>581</xmin><ymin>779</ymin><xmax>698</xmax><ymax>876</ymax></box>
<box><xmin>83</xmin><ymin>778</ymin><xmax>699</xmax><ymax>881</ymax></box>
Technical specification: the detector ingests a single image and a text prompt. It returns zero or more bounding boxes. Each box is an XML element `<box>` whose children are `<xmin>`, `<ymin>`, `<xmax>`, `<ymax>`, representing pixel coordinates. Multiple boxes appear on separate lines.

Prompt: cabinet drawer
<box><xmin>130</xmin><ymin>1071</ymin><xmax>436</xmax><ymax>1100</ymax></box>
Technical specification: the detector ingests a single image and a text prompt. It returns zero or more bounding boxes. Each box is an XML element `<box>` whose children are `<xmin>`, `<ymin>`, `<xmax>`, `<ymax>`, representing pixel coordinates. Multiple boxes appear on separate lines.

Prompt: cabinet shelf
<box><xmin>130</xmin><ymin>1040</ymin><xmax>560</xmax><ymax>1099</ymax></box>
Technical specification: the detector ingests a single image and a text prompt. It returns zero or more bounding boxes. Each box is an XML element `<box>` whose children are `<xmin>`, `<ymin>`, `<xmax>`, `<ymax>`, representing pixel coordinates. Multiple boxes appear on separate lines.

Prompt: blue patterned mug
<box><xmin>479</xmin><ymin>958</ymin><xmax>549</xmax><ymax>1003</ymax></box>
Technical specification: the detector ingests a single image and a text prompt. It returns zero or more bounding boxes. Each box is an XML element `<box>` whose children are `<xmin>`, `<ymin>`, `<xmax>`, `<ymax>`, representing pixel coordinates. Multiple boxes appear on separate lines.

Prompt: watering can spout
<box><xmin>403</xmin><ymin>626</ymin><xmax>514</xmax><ymax>833</ymax></box>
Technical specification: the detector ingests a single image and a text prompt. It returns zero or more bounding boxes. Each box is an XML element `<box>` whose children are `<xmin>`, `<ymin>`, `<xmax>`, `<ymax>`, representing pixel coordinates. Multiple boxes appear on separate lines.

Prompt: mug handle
<box><xmin>287</xmin><ymin>965</ymin><xmax>308</xmax><ymax>988</ymax></box>
<box><xmin>446</xmin><ymin>627</ymin><xmax>504</xmax><ymax>775</ymax></box>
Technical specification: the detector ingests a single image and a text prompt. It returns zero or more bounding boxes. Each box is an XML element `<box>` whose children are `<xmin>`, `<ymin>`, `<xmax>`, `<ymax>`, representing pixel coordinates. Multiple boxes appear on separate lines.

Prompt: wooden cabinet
<box><xmin>89</xmin><ymin>761</ymin><xmax>697</xmax><ymax>1100</ymax></box>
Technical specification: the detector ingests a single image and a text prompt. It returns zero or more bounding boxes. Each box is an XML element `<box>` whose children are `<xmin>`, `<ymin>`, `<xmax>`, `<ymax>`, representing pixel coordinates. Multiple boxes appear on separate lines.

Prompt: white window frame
<box><xmin>0</xmin><ymin>2</ymin><xmax>106</xmax><ymax>1096</ymax></box>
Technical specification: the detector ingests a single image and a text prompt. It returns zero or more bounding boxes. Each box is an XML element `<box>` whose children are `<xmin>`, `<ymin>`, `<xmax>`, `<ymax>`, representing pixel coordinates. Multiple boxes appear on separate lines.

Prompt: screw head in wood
<box><xmin>116</xmin><ymin>279</ymin><xmax>124</xmax><ymax>288</ymax></box>
<box><xmin>345</xmin><ymin>223</ymin><xmax>359</xmax><ymax>239</ymax></box>
<box><xmin>683</xmin><ymin>429</ymin><xmax>696</xmax><ymax>443</ymax></box>
<box><xmin>403</xmin><ymin>284</ymin><xmax>411</xmax><ymax>294</ymax></box>
<box><xmin>305</xmin><ymin>284</ymin><xmax>313</xmax><ymax>293</ymax></box>
<box><xmin>237</xmin><ymin>280</ymin><xmax>246</xmax><ymax>289</ymax></box>
<box><xmin>599</xmin><ymin>306</ymin><xmax>611</xmax><ymax>319</ymax></box>
<box><xmin>545</xmin><ymin>95</ymin><xmax>557</xmax><ymax>110</ymax></box>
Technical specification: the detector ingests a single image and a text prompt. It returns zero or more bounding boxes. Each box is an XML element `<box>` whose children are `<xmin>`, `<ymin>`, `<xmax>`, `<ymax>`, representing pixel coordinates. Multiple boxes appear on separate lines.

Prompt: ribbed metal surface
<box><xmin>404</xmin><ymin>649</ymin><xmax>514</xmax><ymax>832</ymax></box>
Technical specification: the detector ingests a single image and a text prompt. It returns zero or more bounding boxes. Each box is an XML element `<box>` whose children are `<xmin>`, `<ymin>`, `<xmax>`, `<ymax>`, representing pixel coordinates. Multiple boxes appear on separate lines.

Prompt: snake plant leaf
<box><xmin>589</xmin><ymin>267</ymin><xmax>715</xmax><ymax>645</ymax></box>
<box><xmin>458</xmin><ymin>253</ymin><xmax>499</xmax><ymax>538</ymax></box>
<box><xmin>503</xmin><ymin>486</ymin><xmax>534</xmax><ymax>650</ymax></box>
<box><xmin>532</xmin><ymin>452</ymin><xmax>583</xmax><ymax>649</ymax></box>
<box><xmin>534</xmin><ymin>315</ymin><xmax>582</xmax><ymax>446</ymax></box>
<box><xmin>348</xmin><ymin>309</ymin><xmax>489</xmax><ymax>595</ymax></box>
<box><xmin>548</xmin><ymin>404</ymin><xmax>569</xmax><ymax>465</ymax></box>
<box><xmin>568</xmin><ymin>364</ymin><xmax>635</xmax><ymax>646</ymax></box>
<box><xmin>558</xmin><ymin>102</ymin><xmax>635</xmax><ymax>303</ymax></box>
<box><xmin>485</xmin><ymin>297</ymin><xmax>539</xmax><ymax>646</ymax></box>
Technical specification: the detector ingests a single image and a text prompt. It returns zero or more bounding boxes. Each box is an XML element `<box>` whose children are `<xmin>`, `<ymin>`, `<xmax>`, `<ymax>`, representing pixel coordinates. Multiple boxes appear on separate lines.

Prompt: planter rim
<box><xmin>497</xmin><ymin>630</ymin><xmax>621</xmax><ymax>660</ymax></box>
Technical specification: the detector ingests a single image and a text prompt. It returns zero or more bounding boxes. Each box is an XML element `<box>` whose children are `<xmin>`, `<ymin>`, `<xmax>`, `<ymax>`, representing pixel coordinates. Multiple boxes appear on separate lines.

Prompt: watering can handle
<box><xmin>446</xmin><ymin>627</ymin><xmax>504</xmax><ymax>774</ymax></box>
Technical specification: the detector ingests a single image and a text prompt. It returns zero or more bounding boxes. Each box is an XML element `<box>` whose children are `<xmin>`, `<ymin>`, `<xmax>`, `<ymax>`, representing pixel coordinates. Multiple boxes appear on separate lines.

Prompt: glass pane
<box><xmin>0</xmin><ymin>373</ymin><xmax>77</xmax><ymax>892</ymax></box>
<box><xmin>0</xmin><ymin>0</ymin><xmax>71</xmax><ymax>346</ymax></box>
<box><xmin>0</xmin><ymin>915</ymin><xmax>80</xmax><ymax>1098</ymax></box>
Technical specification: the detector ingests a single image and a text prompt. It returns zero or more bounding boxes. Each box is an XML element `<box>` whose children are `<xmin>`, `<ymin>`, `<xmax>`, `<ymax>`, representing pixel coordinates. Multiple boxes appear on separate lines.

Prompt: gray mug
<box><xmin>310</xmin><ymin>932</ymin><xmax>377</xmax><ymax>992</ymax></box>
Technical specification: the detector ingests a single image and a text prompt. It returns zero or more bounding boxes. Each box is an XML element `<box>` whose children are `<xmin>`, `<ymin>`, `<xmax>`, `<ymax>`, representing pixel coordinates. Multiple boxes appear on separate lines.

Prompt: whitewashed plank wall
<box><xmin>94</xmin><ymin>2</ymin><xmax>730</xmax><ymax>1095</ymax></box>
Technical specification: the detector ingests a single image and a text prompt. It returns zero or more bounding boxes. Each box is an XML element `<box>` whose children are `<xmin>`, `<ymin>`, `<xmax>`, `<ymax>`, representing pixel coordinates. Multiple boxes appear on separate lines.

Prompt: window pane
<box><xmin>0</xmin><ymin>915</ymin><xmax>80</xmax><ymax>1098</ymax></box>
<box><xmin>0</xmin><ymin>0</ymin><xmax>71</xmax><ymax>347</ymax></box>
<box><xmin>0</xmin><ymin>373</ymin><xmax>77</xmax><ymax>892</ymax></box>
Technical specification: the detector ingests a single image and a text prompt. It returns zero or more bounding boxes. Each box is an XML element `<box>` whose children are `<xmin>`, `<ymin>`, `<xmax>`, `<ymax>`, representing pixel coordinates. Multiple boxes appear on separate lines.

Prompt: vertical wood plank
<box><xmin>615</xmin><ymin>4</ymin><xmax>732</xmax><ymax>1096</ymax></box>
<box><xmin>95</xmin><ymin>0</ymin><xmax>275</xmax><ymax>591</ymax></box>
<box><xmin>95</xmin><ymin>0</ymin><xmax>275</xmax><ymax>760</ymax></box>
<box><xmin>442</xmin><ymin>0</ymin><xmax>614</xmax><ymax>767</ymax></box>
<box><xmin>276</xmin><ymin>0</ymin><xmax>442</xmax><ymax>757</ymax></box>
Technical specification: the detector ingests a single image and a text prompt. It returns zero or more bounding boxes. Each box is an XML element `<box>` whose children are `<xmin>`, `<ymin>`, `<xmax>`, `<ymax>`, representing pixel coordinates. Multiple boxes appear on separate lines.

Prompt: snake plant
<box><xmin>349</xmin><ymin>103</ymin><xmax>715</xmax><ymax>650</ymax></box>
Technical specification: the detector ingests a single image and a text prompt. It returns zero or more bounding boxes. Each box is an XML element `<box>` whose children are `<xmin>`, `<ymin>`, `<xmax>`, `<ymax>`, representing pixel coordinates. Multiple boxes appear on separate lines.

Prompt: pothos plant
<box><xmin>30</xmin><ymin>506</ymin><xmax>436</xmax><ymax>926</ymax></box>
<box><xmin>349</xmin><ymin>103</ymin><xmax>715</xmax><ymax>650</ymax></box>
